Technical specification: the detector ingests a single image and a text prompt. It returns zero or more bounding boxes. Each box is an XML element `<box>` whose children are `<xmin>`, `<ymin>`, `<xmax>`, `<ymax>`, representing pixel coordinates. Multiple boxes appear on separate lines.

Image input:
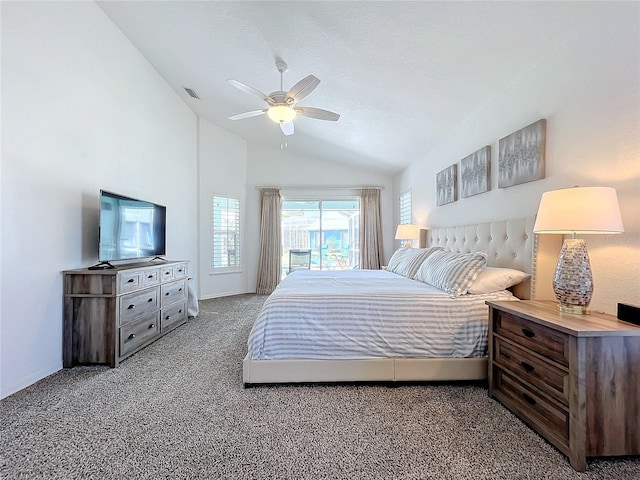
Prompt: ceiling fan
<box><xmin>227</xmin><ymin>61</ymin><xmax>340</xmax><ymax>136</ymax></box>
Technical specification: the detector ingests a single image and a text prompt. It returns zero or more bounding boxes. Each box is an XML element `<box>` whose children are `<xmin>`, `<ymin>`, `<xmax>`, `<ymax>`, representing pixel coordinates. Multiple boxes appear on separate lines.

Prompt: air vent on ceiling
<box><xmin>183</xmin><ymin>87</ymin><xmax>200</xmax><ymax>99</ymax></box>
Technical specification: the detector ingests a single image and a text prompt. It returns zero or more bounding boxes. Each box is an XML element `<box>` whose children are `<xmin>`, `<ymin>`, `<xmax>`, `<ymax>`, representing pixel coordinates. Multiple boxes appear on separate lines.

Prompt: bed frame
<box><xmin>243</xmin><ymin>216</ymin><xmax>561</xmax><ymax>385</ymax></box>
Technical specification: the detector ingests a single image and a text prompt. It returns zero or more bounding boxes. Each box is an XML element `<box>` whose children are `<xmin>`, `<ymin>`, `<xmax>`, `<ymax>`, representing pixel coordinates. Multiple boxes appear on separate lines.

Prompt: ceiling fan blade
<box><xmin>280</xmin><ymin>121</ymin><xmax>295</xmax><ymax>136</ymax></box>
<box><xmin>228</xmin><ymin>109</ymin><xmax>267</xmax><ymax>120</ymax></box>
<box><xmin>227</xmin><ymin>79</ymin><xmax>274</xmax><ymax>105</ymax></box>
<box><xmin>286</xmin><ymin>75</ymin><xmax>320</xmax><ymax>104</ymax></box>
<box><xmin>295</xmin><ymin>107</ymin><xmax>340</xmax><ymax>121</ymax></box>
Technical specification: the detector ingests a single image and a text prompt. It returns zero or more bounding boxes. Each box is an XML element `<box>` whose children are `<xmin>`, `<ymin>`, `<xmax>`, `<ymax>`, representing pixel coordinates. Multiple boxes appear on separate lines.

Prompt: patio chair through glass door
<box><xmin>288</xmin><ymin>249</ymin><xmax>312</xmax><ymax>274</ymax></box>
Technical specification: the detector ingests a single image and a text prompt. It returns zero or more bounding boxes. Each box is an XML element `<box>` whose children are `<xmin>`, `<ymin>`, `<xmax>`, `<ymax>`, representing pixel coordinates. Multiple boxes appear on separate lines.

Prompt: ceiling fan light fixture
<box><xmin>267</xmin><ymin>105</ymin><xmax>296</xmax><ymax>123</ymax></box>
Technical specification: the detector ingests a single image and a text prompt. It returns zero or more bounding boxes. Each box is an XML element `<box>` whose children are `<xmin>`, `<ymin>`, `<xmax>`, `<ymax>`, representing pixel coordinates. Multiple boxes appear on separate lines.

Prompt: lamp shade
<box><xmin>267</xmin><ymin>105</ymin><xmax>296</xmax><ymax>123</ymax></box>
<box><xmin>395</xmin><ymin>224</ymin><xmax>420</xmax><ymax>240</ymax></box>
<box><xmin>533</xmin><ymin>186</ymin><xmax>624</xmax><ymax>234</ymax></box>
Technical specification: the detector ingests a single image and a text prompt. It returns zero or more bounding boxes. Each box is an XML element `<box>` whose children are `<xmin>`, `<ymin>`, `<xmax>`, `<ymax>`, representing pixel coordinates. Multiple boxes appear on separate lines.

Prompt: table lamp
<box><xmin>395</xmin><ymin>224</ymin><xmax>420</xmax><ymax>248</ymax></box>
<box><xmin>533</xmin><ymin>186</ymin><xmax>624</xmax><ymax>314</ymax></box>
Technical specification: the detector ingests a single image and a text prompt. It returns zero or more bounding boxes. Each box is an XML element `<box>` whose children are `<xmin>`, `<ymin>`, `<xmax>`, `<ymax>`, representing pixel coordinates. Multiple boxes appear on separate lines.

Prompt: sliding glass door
<box><xmin>281</xmin><ymin>199</ymin><xmax>359</xmax><ymax>277</ymax></box>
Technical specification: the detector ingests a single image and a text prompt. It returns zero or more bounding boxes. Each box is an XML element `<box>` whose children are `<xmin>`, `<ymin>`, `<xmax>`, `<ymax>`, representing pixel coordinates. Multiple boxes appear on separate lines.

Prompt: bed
<box><xmin>243</xmin><ymin>216</ymin><xmax>560</xmax><ymax>385</ymax></box>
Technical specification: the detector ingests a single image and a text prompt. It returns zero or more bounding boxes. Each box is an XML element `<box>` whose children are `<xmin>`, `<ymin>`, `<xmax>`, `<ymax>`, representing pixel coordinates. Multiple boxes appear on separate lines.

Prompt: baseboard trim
<box><xmin>199</xmin><ymin>291</ymin><xmax>250</xmax><ymax>301</ymax></box>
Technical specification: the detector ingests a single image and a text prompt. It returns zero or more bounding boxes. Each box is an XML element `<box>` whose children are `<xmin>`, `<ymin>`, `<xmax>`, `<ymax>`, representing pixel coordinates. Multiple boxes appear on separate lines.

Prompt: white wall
<box><xmin>1</xmin><ymin>2</ymin><xmax>198</xmax><ymax>399</ymax></box>
<box><xmin>197</xmin><ymin>118</ymin><xmax>248</xmax><ymax>299</ymax></box>
<box><xmin>196</xmin><ymin>123</ymin><xmax>394</xmax><ymax>298</ymax></box>
<box><xmin>394</xmin><ymin>7</ymin><xmax>640</xmax><ymax>315</ymax></box>
<box><xmin>246</xmin><ymin>144</ymin><xmax>394</xmax><ymax>292</ymax></box>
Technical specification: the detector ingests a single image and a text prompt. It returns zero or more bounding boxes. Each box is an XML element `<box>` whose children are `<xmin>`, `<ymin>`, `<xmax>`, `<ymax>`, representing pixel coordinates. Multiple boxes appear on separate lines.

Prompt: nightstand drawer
<box><xmin>494</xmin><ymin>337</ymin><xmax>569</xmax><ymax>405</ymax></box>
<box><xmin>494</xmin><ymin>369</ymin><xmax>569</xmax><ymax>451</ymax></box>
<box><xmin>495</xmin><ymin>311</ymin><xmax>569</xmax><ymax>367</ymax></box>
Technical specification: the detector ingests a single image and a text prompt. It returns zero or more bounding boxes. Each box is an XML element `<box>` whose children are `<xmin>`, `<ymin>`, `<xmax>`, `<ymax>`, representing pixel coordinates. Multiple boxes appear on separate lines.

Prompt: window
<box><xmin>399</xmin><ymin>189</ymin><xmax>412</xmax><ymax>225</ymax></box>
<box><xmin>212</xmin><ymin>195</ymin><xmax>240</xmax><ymax>270</ymax></box>
<box><xmin>281</xmin><ymin>199</ymin><xmax>359</xmax><ymax>275</ymax></box>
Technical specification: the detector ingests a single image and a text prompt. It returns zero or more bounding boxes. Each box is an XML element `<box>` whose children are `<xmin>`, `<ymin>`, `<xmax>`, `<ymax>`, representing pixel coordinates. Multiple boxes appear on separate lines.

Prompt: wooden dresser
<box><xmin>63</xmin><ymin>260</ymin><xmax>189</xmax><ymax>368</ymax></box>
<box><xmin>487</xmin><ymin>300</ymin><xmax>640</xmax><ymax>472</ymax></box>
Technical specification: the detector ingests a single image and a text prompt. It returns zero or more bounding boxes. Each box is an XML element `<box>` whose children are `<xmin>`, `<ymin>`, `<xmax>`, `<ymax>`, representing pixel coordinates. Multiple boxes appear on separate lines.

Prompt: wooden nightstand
<box><xmin>486</xmin><ymin>300</ymin><xmax>640</xmax><ymax>472</ymax></box>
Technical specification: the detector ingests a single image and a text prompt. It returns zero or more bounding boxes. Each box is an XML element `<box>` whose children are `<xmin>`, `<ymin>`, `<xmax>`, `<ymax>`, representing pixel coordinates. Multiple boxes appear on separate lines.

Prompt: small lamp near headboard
<box><xmin>395</xmin><ymin>224</ymin><xmax>420</xmax><ymax>248</ymax></box>
<box><xmin>533</xmin><ymin>186</ymin><xmax>624</xmax><ymax>314</ymax></box>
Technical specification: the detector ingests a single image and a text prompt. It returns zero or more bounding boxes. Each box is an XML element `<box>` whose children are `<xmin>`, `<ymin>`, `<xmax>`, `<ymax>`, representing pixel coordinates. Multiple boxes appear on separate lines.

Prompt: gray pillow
<box><xmin>414</xmin><ymin>250</ymin><xmax>488</xmax><ymax>297</ymax></box>
<box><xmin>387</xmin><ymin>247</ymin><xmax>443</xmax><ymax>279</ymax></box>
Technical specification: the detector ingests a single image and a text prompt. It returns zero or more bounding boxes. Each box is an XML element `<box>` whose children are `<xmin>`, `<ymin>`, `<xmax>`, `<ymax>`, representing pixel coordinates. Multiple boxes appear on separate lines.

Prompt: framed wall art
<box><xmin>498</xmin><ymin>119</ymin><xmax>546</xmax><ymax>188</ymax></box>
<box><xmin>436</xmin><ymin>164</ymin><xmax>457</xmax><ymax>206</ymax></box>
<box><xmin>461</xmin><ymin>146</ymin><xmax>491</xmax><ymax>198</ymax></box>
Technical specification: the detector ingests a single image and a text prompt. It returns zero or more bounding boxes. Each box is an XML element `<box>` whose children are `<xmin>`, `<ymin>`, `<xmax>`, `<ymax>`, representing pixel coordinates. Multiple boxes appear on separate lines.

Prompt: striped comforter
<box><xmin>247</xmin><ymin>269</ymin><xmax>517</xmax><ymax>360</ymax></box>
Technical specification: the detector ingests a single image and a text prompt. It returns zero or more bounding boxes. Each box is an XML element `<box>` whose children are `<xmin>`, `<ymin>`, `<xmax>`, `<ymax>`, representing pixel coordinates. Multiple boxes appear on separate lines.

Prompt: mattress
<box><xmin>247</xmin><ymin>269</ymin><xmax>517</xmax><ymax>360</ymax></box>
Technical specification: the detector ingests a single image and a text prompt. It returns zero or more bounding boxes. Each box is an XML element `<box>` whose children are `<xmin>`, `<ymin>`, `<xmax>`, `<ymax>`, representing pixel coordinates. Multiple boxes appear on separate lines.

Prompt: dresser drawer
<box><xmin>160</xmin><ymin>265</ymin><xmax>175</xmax><ymax>282</ymax></box>
<box><xmin>494</xmin><ymin>369</ymin><xmax>569</xmax><ymax>452</ymax></box>
<box><xmin>161</xmin><ymin>279</ymin><xmax>186</xmax><ymax>307</ymax></box>
<box><xmin>141</xmin><ymin>268</ymin><xmax>160</xmax><ymax>287</ymax></box>
<box><xmin>119</xmin><ymin>313</ymin><xmax>160</xmax><ymax>357</ymax></box>
<box><xmin>495</xmin><ymin>311</ymin><xmax>569</xmax><ymax>367</ymax></box>
<box><xmin>174</xmin><ymin>263</ymin><xmax>188</xmax><ymax>279</ymax></box>
<box><xmin>494</xmin><ymin>337</ymin><xmax>569</xmax><ymax>405</ymax></box>
<box><xmin>119</xmin><ymin>270</ymin><xmax>142</xmax><ymax>294</ymax></box>
<box><xmin>119</xmin><ymin>287</ymin><xmax>159</xmax><ymax>326</ymax></box>
<box><xmin>161</xmin><ymin>301</ymin><xmax>187</xmax><ymax>332</ymax></box>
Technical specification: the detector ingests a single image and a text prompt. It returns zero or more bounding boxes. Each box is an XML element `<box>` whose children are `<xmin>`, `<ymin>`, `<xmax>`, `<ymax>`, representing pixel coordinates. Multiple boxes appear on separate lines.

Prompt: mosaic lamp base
<box><xmin>552</xmin><ymin>239</ymin><xmax>593</xmax><ymax>315</ymax></box>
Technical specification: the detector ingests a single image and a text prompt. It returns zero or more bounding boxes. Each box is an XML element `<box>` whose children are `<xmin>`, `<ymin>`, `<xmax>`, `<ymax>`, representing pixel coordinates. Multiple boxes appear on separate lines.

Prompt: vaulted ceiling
<box><xmin>97</xmin><ymin>1</ymin><xmax>612</xmax><ymax>174</ymax></box>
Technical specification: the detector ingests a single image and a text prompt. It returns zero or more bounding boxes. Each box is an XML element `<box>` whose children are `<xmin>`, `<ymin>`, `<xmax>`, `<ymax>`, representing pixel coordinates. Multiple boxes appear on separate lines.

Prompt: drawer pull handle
<box><xmin>127</xmin><ymin>279</ymin><xmax>135</xmax><ymax>283</ymax></box>
<box><xmin>127</xmin><ymin>304</ymin><xmax>135</xmax><ymax>310</ymax></box>
<box><xmin>149</xmin><ymin>324</ymin><xmax>155</xmax><ymax>329</ymax></box>
<box><xmin>521</xmin><ymin>362</ymin><xmax>535</xmax><ymax>373</ymax></box>
<box><xmin>179</xmin><ymin>288</ymin><xmax>183</xmax><ymax>292</ymax></box>
<box><xmin>128</xmin><ymin>333</ymin><xmax>136</xmax><ymax>340</ymax></box>
<box><xmin>165</xmin><ymin>315</ymin><xmax>171</xmax><ymax>320</ymax></box>
<box><xmin>148</xmin><ymin>298</ymin><xmax>153</xmax><ymax>303</ymax></box>
<box><xmin>522</xmin><ymin>328</ymin><xmax>535</xmax><ymax>338</ymax></box>
<box><xmin>148</xmin><ymin>275</ymin><xmax>154</xmax><ymax>279</ymax></box>
<box><xmin>522</xmin><ymin>393</ymin><xmax>536</xmax><ymax>406</ymax></box>
<box><xmin>165</xmin><ymin>292</ymin><xmax>170</xmax><ymax>296</ymax></box>
<box><xmin>179</xmin><ymin>309</ymin><xmax>183</xmax><ymax>314</ymax></box>
<box><xmin>165</xmin><ymin>272</ymin><xmax>171</xmax><ymax>275</ymax></box>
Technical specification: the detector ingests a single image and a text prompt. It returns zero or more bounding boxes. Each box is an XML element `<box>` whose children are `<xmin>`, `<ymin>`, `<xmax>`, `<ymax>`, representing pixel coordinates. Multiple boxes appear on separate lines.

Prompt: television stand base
<box><xmin>150</xmin><ymin>256</ymin><xmax>168</xmax><ymax>262</ymax></box>
<box><xmin>88</xmin><ymin>261</ymin><xmax>115</xmax><ymax>270</ymax></box>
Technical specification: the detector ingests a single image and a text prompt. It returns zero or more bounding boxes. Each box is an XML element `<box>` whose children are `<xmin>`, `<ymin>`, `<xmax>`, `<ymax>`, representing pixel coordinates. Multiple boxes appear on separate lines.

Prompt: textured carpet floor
<box><xmin>1</xmin><ymin>294</ymin><xmax>639</xmax><ymax>479</ymax></box>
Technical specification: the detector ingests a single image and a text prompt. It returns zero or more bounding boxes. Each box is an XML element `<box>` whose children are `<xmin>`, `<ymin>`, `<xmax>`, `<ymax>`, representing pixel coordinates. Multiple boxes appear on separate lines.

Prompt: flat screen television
<box><xmin>97</xmin><ymin>190</ymin><xmax>166</xmax><ymax>265</ymax></box>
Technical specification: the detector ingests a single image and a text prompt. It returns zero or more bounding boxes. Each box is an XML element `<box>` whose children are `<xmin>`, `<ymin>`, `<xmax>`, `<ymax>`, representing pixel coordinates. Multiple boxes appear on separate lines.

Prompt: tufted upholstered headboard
<box><xmin>425</xmin><ymin>216</ymin><xmax>561</xmax><ymax>300</ymax></box>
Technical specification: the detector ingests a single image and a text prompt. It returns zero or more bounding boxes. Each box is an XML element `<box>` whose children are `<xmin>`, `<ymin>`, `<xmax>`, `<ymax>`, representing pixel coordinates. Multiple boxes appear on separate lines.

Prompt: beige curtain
<box><xmin>359</xmin><ymin>188</ymin><xmax>383</xmax><ymax>269</ymax></box>
<box><xmin>256</xmin><ymin>188</ymin><xmax>282</xmax><ymax>294</ymax></box>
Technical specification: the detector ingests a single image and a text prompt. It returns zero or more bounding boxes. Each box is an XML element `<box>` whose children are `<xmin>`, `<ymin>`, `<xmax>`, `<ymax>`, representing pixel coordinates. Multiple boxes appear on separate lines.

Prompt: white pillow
<box><xmin>467</xmin><ymin>267</ymin><xmax>530</xmax><ymax>294</ymax></box>
<box><xmin>386</xmin><ymin>247</ymin><xmax>443</xmax><ymax>279</ymax></box>
<box><xmin>414</xmin><ymin>250</ymin><xmax>487</xmax><ymax>297</ymax></box>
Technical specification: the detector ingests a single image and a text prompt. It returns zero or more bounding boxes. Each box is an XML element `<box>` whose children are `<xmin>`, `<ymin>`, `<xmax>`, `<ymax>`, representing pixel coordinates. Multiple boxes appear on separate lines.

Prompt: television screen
<box><xmin>99</xmin><ymin>190</ymin><xmax>166</xmax><ymax>262</ymax></box>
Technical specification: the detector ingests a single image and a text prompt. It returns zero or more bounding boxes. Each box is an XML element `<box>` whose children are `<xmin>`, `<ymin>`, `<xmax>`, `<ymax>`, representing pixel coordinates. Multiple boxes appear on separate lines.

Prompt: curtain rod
<box><xmin>254</xmin><ymin>185</ymin><xmax>384</xmax><ymax>190</ymax></box>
